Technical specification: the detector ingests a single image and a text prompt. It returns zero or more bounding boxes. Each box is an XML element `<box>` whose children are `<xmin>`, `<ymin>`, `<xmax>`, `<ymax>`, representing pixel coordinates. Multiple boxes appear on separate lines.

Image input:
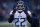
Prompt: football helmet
<box><xmin>16</xmin><ymin>1</ymin><xmax>25</xmax><ymax>13</ymax></box>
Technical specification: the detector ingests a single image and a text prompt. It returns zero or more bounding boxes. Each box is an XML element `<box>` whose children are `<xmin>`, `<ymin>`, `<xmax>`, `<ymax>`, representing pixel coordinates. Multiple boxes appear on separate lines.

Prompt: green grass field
<box><xmin>0</xmin><ymin>22</ymin><xmax>30</xmax><ymax>27</ymax></box>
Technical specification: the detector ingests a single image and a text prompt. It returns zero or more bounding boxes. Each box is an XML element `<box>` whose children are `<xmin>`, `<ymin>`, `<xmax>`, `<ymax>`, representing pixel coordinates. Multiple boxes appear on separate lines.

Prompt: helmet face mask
<box><xmin>16</xmin><ymin>1</ymin><xmax>25</xmax><ymax>13</ymax></box>
<box><xmin>17</xmin><ymin>5</ymin><xmax>24</xmax><ymax>10</ymax></box>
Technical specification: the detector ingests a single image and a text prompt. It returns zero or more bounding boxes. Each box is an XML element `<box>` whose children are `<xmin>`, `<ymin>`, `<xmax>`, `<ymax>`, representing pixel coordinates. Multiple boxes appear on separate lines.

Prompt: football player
<box><xmin>8</xmin><ymin>1</ymin><xmax>36</xmax><ymax>27</ymax></box>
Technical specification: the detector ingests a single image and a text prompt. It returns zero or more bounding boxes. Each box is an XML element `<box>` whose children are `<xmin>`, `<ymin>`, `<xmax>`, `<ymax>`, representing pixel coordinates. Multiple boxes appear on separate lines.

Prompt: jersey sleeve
<box><xmin>27</xmin><ymin>10</ymin><xmax>32</xmax><ymax>17</ymax></box>
<box><xmin>8</xmin><ymin>9</ymin><xmax>16</xmax><ymax>23</ymax></box>
<box><xmin>10</xmin><ymin>10</ymin><xmax>13</xmax><ymax>15</ymax></box>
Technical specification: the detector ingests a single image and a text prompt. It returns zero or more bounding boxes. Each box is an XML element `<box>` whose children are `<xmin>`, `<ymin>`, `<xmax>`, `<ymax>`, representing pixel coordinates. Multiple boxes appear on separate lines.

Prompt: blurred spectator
<box><xmin>30</xmin><ymin>17</ymin><xmax>39</xmax><ymax>27</ymax></box>
<box><xmin>30</xmin><ymin>10</ymin><xmax>39</xmax><ymax>27</ymax></box>
<box><xmin>2</xmin><ymin>2</ymin><xmax>8</xmax><ymax>10</ymax></box>
<box><xmin>0</xmin><ymin>8</ymin><xmax>4</xmax><ymax>21</ymax></box>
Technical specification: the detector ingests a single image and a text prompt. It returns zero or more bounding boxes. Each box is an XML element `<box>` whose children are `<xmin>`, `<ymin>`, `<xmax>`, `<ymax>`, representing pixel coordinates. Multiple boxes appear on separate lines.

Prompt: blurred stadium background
<box><xmin>0</xmin><ymin>0</ymin><xmax>40</xmax><ymax>27</ymax></box>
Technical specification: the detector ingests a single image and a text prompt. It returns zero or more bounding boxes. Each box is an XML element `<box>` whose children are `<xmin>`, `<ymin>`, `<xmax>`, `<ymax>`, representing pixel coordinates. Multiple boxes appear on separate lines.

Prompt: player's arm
<box><xmin>8</xmin><ymin>9</ymin><xmax>16</xmax><ymax>23</ymax></box>
<box><xmin>27</xmin><ymin>14</ymin><xmax>32</xmax><ymax>23</ymax></box>
<box><xmin>24</xmin><ymin>10</ymin><xmax>32</xmax><ymax>23</ymax></box>
<box><xmin>27</xmin><ymin>10</ymin><xmax>37</xmax><ymax>23</ymax></box>
<box><xmin>8</xmin><ymin>13</ymin><xmax>14</xmax><ymax>23</ymax></box>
